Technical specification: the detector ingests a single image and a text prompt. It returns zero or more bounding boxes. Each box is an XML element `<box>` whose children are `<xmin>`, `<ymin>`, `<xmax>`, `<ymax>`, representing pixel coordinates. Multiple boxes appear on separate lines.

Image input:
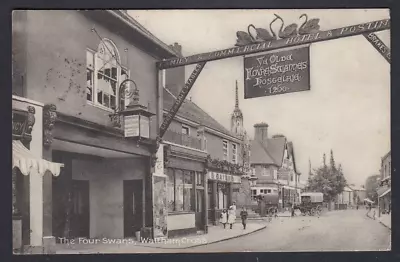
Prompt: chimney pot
<box><xmin>254</xmin><ymin>122</ymin><xmax>269</xmax><ymax>146</ymax></box>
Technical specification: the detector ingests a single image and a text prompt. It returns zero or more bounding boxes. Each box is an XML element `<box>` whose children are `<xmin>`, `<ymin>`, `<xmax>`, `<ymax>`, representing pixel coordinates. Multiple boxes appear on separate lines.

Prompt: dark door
<box><xmin>195</xmin><ymin>189</ymin><xmax>204</xmax><ymax>230</ymax></box>
<box><xmin>71</xmin><ymin>180</ymin><xmax>90</xmax><ymax>238</ymax></box>
<box><xmin>124</xmin><ymin>180</ymin><xmax>143</xmax><ymax>238</ymax></box>
<box><xmin>15</xmin><ymin>169</ymin><xmax>30</xmax><ymax>245</ymax></box>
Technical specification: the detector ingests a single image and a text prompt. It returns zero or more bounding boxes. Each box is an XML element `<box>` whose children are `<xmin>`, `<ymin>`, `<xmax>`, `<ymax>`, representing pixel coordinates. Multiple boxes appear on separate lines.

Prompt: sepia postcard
<box><xmin>11</xmin><ymin>9</ymin><xmax>391</xmax><ymax>254</ymax></box>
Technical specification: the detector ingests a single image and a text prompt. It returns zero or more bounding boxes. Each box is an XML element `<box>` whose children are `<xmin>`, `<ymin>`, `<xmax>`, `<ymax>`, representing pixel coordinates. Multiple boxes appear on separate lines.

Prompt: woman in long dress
<box><xmin>228</xmin><ymin>206</ymin><xmax>236</xmax><ymax>229</ymax></box>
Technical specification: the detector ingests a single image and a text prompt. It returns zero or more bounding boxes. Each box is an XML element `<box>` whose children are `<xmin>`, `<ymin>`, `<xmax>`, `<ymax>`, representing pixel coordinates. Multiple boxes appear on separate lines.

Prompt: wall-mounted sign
<box><xmin>363</xmin><ymin>32</ymin><xmax>390</xmax><ymax>63</ymax></box>
<box><xmin>244</xmin><ymin>46</ymin><xmax>310</xmax><ymax>99</ymax></box>
<box><xmin>12</xmin><ymin>110</ymin><xmax>28</xmax><ymax>139</ymax></box>
<box><xmin>207</xmin><ymin>172</ymin><xmax>241</xmax><ymax>184</ymax></box>
<box><xmin>140</xmin><ymin>117</ymin><xmax>150</xmax><ymax>139</ymax></box>
<box><xmin>124</xmin><ymin>115</ymin><xmax>139</xmax><ymax>137</ymax></box>
<box><xmin>157</xmin><ymin>19</ymin><xmax>389</xmax><ymax>69</ymax></box>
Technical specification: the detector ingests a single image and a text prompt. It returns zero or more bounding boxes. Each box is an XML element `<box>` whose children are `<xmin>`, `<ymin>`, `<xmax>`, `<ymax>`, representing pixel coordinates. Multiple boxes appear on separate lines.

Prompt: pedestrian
<box><xmin>231</xmin><ymin>201</ymin><xmax>237</xmax><ymax>212</ymax></box>
<box><xmin>291</xmin><ymin>202</ymin><xmax>295</xmax><ymax>217</ymax></box>
<box><xmin>220</xmin><ymin>209</ymin><xmax>228</xmax><ymax>229</ymax></box>
<box><xmin>240</xmin><ymin>207</ymin><xmax>248</xmax><ymax>230</ymax></box>
<box><xmin>228</xmin><ymin>206</ymin><xmax>236</xmax><ymax>229</ymax></box>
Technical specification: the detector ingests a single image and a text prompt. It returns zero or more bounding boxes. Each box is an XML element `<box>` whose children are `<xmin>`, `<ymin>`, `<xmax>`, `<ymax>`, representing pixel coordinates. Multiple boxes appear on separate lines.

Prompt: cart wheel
<box><xmin>310</xmin><ymin>208</ymin><xmax>316</xmax><ymax>216</ymax></box>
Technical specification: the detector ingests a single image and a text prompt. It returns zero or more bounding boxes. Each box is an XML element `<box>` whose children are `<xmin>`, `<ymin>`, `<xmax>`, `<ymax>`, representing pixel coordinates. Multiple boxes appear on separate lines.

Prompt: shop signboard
<box><xmin>124</xmin><ymin>115</ymin><xmax>139</xmax><ymax>137</ymax></box>
<box><xmin>244</xmin><ymin>46</ymin><xmax>310</xmax><ymax>99</ymax></box>
<box><xmin>12</xmin><ymin>109</ymin><xmax>28</xmax><ymax>140</ymax></box>
<box><xmin>207</xmin><ymin>172</ymin><xmax>242</xmax><ymax>184</ymax></box>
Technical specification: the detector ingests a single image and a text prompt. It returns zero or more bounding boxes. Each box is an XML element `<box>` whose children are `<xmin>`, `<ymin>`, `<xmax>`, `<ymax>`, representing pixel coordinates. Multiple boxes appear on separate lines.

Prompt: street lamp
<box><xmin>109</xmin><ymin>79</ymin><xmax>155</xmax><ymax>140</ymax></box>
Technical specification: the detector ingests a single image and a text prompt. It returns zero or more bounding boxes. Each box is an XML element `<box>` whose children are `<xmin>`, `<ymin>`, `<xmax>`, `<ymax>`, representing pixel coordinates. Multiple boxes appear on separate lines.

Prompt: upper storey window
<box><xmin>86</xmin><ymin>39</ymin><xmax>129</xmax><ymax>111</ymax></box>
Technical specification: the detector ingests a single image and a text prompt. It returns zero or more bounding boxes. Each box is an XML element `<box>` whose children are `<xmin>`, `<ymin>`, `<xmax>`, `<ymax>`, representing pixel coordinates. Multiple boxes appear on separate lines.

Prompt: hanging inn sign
<box><xmin>157</xmin><ymin>15</ymin><xmax>390</xmax><ymax>138</ymax></box>
<box><xmin>244</xmin><ymin>46</ymin><xmax>310</xmax><ymax>98</ymax></box>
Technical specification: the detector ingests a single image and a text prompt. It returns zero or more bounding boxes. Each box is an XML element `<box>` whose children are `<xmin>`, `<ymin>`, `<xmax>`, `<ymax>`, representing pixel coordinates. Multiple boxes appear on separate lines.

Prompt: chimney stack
<box><xmin>254</xmin><ymin>123</ymin><xmax>269</xmax><ymax>146</ymax></box>
<box><xmin>165</xmin><ymin>42</ymin><xmax>185</xmax><ymax>97</ymax></box>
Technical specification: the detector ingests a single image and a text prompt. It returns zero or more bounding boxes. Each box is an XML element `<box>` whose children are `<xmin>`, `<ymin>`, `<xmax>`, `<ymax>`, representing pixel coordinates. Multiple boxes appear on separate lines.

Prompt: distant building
<box><xmin>249</xmin><ymin>123</ymin><xmax>301</xmax><ymax>209</ymax></box>
<box><xmin>336</xmin><ymin>186</ymin><xmax>354</xmax><ymax>208</ymax></box>
<box><xmin>348</xmin><ymin>184</ymin><xmax>366</xmax><ymax>205</ymax></box>
<box><xmin>377</xmin><ymin>151</ymin><xmax>391</xmax><ymax>215</ymax></box>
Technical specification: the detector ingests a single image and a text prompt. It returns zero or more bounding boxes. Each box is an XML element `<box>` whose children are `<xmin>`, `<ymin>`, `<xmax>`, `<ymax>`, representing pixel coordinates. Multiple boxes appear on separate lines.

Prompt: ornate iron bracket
<box><xmin>43</xmin><ymin>104</ymin><xmax>57</xmax><ymax>147</ymax></box>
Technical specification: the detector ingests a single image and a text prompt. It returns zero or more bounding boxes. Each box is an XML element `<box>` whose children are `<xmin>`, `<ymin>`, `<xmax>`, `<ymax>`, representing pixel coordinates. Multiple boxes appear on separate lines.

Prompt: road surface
<box><xmin>187</xmin><ymin>209</ymin><xmax>390</xmax><ymax>252</ymax></box>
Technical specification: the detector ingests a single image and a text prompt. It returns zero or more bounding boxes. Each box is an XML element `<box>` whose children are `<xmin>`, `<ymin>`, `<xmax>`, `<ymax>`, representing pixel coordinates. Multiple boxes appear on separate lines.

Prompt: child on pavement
<box><xmin>240</xmin><ymin>207</ymin><xmax>248</xmax><ymax>229</ymax></box>
<box><xmin>220</xmin><ymin>209</ymin><xmax>228</xmax><ymax>229</ymax></box>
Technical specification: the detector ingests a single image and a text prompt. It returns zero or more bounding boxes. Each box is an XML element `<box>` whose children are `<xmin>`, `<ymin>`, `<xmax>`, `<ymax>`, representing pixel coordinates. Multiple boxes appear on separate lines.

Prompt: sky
<box><xmin>129</xmin><ymin>9</ymin><xmax>391</xmax><ymax>186</ymax></box>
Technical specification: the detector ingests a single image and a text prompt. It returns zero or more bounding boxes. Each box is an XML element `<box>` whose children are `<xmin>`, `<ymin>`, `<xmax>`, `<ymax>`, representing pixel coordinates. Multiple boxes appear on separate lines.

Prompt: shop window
<box><xmin>223</xmin><ymin>140</ymin><xmax>228</xmax><ymax>160</ymax></box>
<box><xmin>217</xmin><ymin>183</ymin><xmax>228</xmax><ymax>210</ymax></box>
<box><xmin>167</xmin><ymin>168</ymin><xmax>195</xmax><ymax>212</ymax></box>
<box><xmin>183</xmin><ymin>171</ymin><xmax>194</xmax><ymax>212</ymax></box>
<box><xmin>86</xmin><ymin>40</ymin><xmax>129</xmax><ymax>111</ymax></box>
<box><xmin>196</xmin><ymin>172</ymin><xmax>204</xmax><ymax>186</ymax></box>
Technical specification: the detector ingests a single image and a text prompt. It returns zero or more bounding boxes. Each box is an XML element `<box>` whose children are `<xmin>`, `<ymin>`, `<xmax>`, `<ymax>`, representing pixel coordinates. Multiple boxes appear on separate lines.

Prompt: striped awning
<box><xmin>13</xmin><ymin>140</ymin><xmax>64</xmax><ymax>176</ymax></box>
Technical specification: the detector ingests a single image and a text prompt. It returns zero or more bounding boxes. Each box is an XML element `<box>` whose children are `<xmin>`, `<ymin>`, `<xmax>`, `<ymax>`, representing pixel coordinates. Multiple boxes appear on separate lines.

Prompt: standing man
<box><xmin>240</xmin><ymin>207</ymin><xmax>248</xmax><ymax>230</ymax></box>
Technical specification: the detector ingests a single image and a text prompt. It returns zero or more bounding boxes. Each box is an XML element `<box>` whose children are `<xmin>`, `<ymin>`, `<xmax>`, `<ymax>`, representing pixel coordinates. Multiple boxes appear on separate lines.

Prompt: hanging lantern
<box><xmin>109</xmin><ymin>79</ymin><xmax>155</xmax><ymax>139</ymax></box>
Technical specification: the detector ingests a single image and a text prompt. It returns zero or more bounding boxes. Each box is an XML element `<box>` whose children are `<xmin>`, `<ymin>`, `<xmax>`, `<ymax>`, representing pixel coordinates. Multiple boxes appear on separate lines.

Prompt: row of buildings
<box><xmin>12</xmin><ymin>10</ymin><xmax>304</xmax><ymax>253</ymax></box>
<box><xmin>377</xmin><ymin>151</ymin><xmax>391</xmax><ymax>215</ymax></box>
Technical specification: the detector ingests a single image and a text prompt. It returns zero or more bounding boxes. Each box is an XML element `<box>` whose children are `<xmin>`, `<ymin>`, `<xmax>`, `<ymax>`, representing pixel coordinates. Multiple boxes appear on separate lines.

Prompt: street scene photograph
<box><xmin>11</xmin><ymin>9</ymin><xmax>390</xmax><ymax>254</ymax></box>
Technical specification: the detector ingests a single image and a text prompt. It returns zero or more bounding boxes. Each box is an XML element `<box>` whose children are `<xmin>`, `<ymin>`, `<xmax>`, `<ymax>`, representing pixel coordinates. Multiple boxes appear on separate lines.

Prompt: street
<box><xmin>186</xmin><ymin>209</ymin><xmax>390</xmax><ymax>252</ymax></box>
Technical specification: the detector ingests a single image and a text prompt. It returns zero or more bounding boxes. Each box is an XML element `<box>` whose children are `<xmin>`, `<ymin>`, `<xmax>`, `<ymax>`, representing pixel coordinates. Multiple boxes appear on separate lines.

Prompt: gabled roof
<box><xmin>286</xmin><ymin>141</ymin><xmax>300</xmax><ymax>175</ymax></box>
<box><xmin>163</xmin><ymin>88</ymin><xmax>241</xmax><ymax>140</ymax></box>
<box><xmin>250</xmin><ymin>136</ymin><xmax>286</xmax><ymax>166</ymax></box>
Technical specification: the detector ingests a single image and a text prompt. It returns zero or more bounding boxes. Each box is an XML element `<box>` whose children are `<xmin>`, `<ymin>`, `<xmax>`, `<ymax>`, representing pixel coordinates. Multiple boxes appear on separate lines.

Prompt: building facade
<box><xmin>249</xmin><ymin>123</ymin><xmax>301</xmax><ymax>210</ymax></box>
<box><xmin>378</xmin><ymin>151</ymin><xmax>391</xmax><ymax>215</ymax></box>
<box><xmin>162</xmin><ymin>48</ymin><xmax>244</xmax><ymax>234</ymax></box>
<box><xmin>12</xmin><ymin>10</ymin><xmax>179</xmax><ymax>250</ymax></box>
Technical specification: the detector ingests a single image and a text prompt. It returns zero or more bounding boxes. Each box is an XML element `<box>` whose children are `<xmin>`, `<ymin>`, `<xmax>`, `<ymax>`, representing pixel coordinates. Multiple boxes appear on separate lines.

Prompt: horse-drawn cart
<box><xmin>297</xmin><ymin>192</ymin><xmax>324</xmax><ymax>216</ymax></box>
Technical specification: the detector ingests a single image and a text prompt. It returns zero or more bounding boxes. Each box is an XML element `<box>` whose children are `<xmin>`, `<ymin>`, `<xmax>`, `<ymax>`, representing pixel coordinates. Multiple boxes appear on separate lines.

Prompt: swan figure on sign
<box><xmin>298</xmin><ymin>14</ymin><xmax>320</xmax><ymax>35</ymax></box>
<box><xmin>247</xmin><ymin>17</ymin><xmax>279</xmax><ymax>42</ymax></box>
<box><xmin>274</xmin><ymin>14</ymin><xmax>298</xmax><ymax>39</ymax></box>
<box><xmin>235</xmin><ymin>31</ymin><xmax>254</xmax><ymax>46</ymax></box>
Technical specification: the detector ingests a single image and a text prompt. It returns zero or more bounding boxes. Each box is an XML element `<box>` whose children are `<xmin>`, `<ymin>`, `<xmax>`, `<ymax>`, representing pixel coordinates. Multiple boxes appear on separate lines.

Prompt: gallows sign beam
<box><xmin>159</xmin><ymin>62</ymin><xmax>206</xmax><ymax>138</ymax></box>
<box><xmin>157</xmin><ymin>18</ymin><xmax>390</xmax><ymax>70</ymax></box>
<box><xmin>363</xmin><ymin>32</ymin><xmax>390</xmax><ymax>63</ymax></box>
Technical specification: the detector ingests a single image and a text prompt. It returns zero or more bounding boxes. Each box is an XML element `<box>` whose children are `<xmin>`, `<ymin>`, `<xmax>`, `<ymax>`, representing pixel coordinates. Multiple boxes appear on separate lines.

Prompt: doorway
<box><xmin>71</xmin><ymin>180</ymin><xmax>90</xmax><ymax>238</ymax></box>
<box><xmin>123</xmin><ymin>180</ymin><xmax>143</xmax><ymax>238</ymax></box>
<box><xmin>195</xmin><ymin>189</ymin><xmax>204</xmax><ymax>230</ymax></box>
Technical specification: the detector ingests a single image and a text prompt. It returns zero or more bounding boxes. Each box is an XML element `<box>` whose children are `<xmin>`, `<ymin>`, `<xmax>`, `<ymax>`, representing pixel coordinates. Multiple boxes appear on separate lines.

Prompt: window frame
<box><xmin>181</xmin><ymin>125</ymin><xmax>190</xmax><ymax>136</ymax></box>
<box><xmin>232</xmin><ymin>143</ymin><xmax>238</xmax><ymax>164</ymax></box>
<box><xmin>222</xmin><ymin>140</ymin><xmax>229</xmax><ymax>161</ymax></box>
<box><xmin>167</xmin><ymin>168</ymin><xmax>196</xmax><ymax>213</ymax></box>
<box><xmin>86</xmin><ymin>40</ymin><xmax>127</xmax><ymax>112</ymax></box>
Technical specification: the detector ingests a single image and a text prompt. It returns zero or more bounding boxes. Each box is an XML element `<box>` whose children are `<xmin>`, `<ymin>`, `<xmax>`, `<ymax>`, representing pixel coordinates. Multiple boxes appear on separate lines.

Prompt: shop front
<box><xmin>12</xmin><ymin>95</ymin><xmax>64</xmax><ymax>252</ymax></box>
<box><xmin>207</xmin><ymin>171</ymin><xmax>241</xmax><ymax>225</ymax></box>
<box><xmin>164</xmin><ymin>143</ymin><xmax>208</xmax><ymax>237</ymax></box>
<box><xmin>49</xmin><ymin>111</ymin><xmax>157</xmax><ymax>241</ymax></box>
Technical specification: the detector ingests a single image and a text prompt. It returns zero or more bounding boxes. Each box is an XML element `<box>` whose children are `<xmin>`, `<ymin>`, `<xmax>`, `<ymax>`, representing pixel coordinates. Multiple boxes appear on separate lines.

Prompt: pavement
<box><xmin>54</xmin><ymin>209</ymin><xmax>390</xmax><ymax>253</ymax></box>
<box><xmin>54</xmin><ymin>223</ymin><xmax>266</xmax><ymax>254</ymax></box>
<box><xmin>365</xmin><ymin>208</ymin><xmax>391</xmax><ymax>230</ymax></box>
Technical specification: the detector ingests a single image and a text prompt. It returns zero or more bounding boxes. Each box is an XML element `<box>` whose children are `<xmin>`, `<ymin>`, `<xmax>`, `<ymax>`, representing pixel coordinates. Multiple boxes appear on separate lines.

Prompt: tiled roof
<box><xmin>250</xmin><ymin>136</ymin><xmax>286</xmax><ymax>166</ymax></box>
<box><xmin>163</xmin><ymin>88</ymin><xmax>241</xmax><ymax>139</ymax></box>
<box><xmin>110</xmin><ymin>10</ymin><xmax>180</xmax><ymax>57</ymax></box>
